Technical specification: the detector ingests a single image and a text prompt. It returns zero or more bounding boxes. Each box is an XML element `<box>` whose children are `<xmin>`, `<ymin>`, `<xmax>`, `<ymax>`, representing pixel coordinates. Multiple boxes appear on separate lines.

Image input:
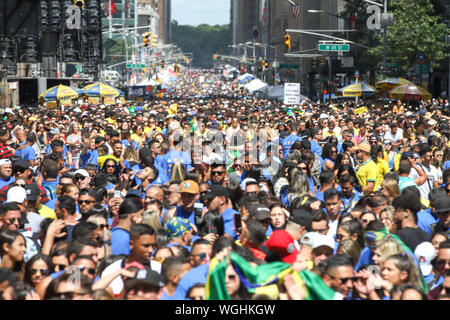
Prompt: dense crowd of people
<box><xmin>0</xmin><ymin>69</ymin><xmax>449</xmax><ymax>300</ymax></box>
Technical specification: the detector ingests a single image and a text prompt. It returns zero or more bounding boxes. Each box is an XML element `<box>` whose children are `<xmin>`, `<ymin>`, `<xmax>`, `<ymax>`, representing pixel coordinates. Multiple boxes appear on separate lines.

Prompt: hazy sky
<box><xmin>171</xmin><ymin>0</ymin><xmax>230</xmax><ymax>26</ymax></box>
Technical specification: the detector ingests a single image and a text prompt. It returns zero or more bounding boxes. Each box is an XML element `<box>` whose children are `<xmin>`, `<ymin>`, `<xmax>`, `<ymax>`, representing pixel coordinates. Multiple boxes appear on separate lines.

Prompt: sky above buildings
<box><xmin>171</xmin><ymin>0</ymin><xmax>230</xmax><ymax>26</ymax></box>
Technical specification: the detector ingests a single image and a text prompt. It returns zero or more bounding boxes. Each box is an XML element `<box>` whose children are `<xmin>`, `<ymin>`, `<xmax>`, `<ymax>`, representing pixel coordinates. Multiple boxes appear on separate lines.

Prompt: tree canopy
<box><xmin>171</xmin><ymin>20</ymin><xmax>231</xmax><ymax>68</ymax></box>
<box><xmin>369</xmin><ymin>0</ymin><xmax>449</xmax><ymax>74</ymax></box>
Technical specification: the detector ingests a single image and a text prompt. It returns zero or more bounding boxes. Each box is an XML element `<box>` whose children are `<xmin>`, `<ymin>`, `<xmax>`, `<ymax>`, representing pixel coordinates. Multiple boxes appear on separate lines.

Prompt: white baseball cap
<box><xmin>312</xmin><ymin>234</ymin><xmax>335</xmax><ymax>250</ymax></box>
<box><xmin>414</xmin><ymin>242</ymin><xmax>436</xmax><ymax>276</ymax></box>
<box><xmin>300</xmin><ymin>232</ymin><xmax>319</xmax><ymax>247</ymax></box>
<box><xmin>5</xmin><ymin>186</ymin><xmax>27</xmax><ymax>204</ymax></box>
<box><xmin>74</xmin><ymin>169</ymin><xmax>89</xmax><ymax>178</ymax></box>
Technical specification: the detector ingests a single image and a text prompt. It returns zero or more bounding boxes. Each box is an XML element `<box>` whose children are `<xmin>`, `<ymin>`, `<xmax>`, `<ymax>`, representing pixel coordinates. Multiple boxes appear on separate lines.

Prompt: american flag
<box><xmin>290</xmin><ymin>2</ymin><xmax>300</xmax><ymax>20</ymax></box>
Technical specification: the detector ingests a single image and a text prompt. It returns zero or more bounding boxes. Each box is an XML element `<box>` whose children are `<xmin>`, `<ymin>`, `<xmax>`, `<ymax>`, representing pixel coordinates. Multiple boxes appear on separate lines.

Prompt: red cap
<box><xmin>265</xmin><ymin>230</ymin><xmax>299</xmax><ymax>264</ymax></box>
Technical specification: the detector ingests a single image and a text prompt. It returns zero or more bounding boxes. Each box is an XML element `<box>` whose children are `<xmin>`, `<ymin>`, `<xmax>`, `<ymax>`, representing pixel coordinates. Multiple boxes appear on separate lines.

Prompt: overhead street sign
<box><xmin>126</xmin><ymin>63</ymin><xmax>146</xmax><ymax>69</ymax></box>
<box><xmin>318</xmin><ymin>44</ymin><xmax>350</xmax><ymax>52</ymax></box>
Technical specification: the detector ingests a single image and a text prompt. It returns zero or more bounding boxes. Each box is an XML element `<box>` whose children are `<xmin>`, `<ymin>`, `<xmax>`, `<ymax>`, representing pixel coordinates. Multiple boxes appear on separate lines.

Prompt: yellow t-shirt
<box><xmin>375</xmin><ymin>158</ymin><xmax>390</xmax><ymax>191</ymax></box>
<box><xmin>38</xmin><ymin>204</ymin><xmax>57</xmax><ymax>220</ymax></box>
<box><xmin>356</xmin><ymin>159</ymin><xmax>378</xmax><ymax>194</ymax></box>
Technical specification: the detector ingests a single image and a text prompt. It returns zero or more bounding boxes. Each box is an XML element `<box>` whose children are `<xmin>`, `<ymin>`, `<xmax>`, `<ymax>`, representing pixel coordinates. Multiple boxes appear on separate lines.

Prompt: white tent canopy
<box><xmin>136</xmin><ymin>79</ymin><xmax>158</xmax><ymax>86</ymax></box>
<box><xmin>244</xmin><ymin>79</ymin><xmax>268</xmax><ymax>93</ymax></box>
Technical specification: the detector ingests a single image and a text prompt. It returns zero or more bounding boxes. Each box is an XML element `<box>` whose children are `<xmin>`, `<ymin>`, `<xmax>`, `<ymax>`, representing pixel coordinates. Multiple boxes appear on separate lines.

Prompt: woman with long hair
<box><xmin>379</xmin><ymin>206</ymin><xmax>397</xmax><ymax>233</ymax></box>
<box><xmin>123</xmin><ymin>145</ymin><xmax>140</xmax><ymax>168</ymax></box>
<box><xmin>23</xmin><ymin>253</ymin><xmax>52</xmax><ymax>291</ymax></box>
<box><xmin>321</xmin><ymin>143</ymin><xmax>338</xmax><ymax>171</ymax></box>
<box><xmin>379</xmin><ymin>178</ymin><xmax>400</xmax><ymax>205</ymax></box>
<box><xmin>285</xmin><ymin>169</ymin><xmax>309</xmax><ymax>208</ymax></box>
<box><xmin>269</xmin><ymin>202</ymin><xmax>289</xmax><ymax>230</ymax></box>
<box><xmin>0</xmin><ymin>230</ymin><xmax>26</xmax><ymax>281</ymax></box>
<box><xmin>170</xmin><ymin>161</ymin><xmax>186</xmax><ymax>184</ymax></box>
<box><xmin>102</xmin><ymin>158</ymin><xmax>120</xmax><ymax>186</ymax></box>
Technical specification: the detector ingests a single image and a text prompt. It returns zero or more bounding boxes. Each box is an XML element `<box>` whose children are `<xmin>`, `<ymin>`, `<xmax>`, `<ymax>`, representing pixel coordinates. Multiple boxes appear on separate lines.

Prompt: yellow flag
<box><xmin>354</xmin><ymin>106</ymin><xmax>368</xmax><ymax>115</ymax></box>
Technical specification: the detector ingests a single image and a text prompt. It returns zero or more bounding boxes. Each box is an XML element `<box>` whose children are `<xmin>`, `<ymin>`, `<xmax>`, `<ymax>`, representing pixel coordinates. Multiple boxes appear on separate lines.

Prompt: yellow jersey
<box><xmin>356</xmin><ymin>159</ymin><xmax>378</xmax><ymax>194</ymax></box>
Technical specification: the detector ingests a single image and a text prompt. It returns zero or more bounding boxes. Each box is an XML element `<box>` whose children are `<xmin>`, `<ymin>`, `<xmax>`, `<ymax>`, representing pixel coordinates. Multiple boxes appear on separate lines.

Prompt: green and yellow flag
<box><xmin>205</xmin><ymin>252</ymin><xmax>338</xmax><ymax>300</ymax></box>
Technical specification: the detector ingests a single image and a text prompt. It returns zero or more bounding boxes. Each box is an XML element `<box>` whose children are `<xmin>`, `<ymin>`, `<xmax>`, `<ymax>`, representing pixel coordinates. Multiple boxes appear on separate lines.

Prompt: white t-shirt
<box><xmin>327</xmin><ymin>219</ymin><xmax>339</xmax><ymax>239</ymax></box>
<box><xmin>409</xmin><ymin>163</ymin><xmax>439</xmax><ymax>200</ymax></box>
<box><xmin>383</xmin><ymin>129</ymin><xmax>403</xmax><ymax>143</ymax></box>
<box><xmin>101</xmin><ymin>259</ymin><xmax>162</xmax><ymax>296</ymax></box>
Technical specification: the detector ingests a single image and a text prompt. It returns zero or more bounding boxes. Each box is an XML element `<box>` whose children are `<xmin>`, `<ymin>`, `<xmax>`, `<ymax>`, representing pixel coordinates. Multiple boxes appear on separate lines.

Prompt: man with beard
<box><xmin>210</xmin><ymin>163</ymin><xmax>227</xmax><ymax>187</ymax></box>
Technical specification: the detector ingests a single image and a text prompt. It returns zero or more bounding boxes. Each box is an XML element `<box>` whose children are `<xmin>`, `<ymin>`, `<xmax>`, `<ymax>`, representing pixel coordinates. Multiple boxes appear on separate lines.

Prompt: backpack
<box><xmin>43</xmin><ymin>183</ymin><xmax>57</xmax><ymax>200</ymax></box>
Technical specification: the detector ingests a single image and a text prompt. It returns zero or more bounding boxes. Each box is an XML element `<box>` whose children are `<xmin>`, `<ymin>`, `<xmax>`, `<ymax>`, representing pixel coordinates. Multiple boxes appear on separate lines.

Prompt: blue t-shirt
<box><xmin>161</xmin><ymin>149</ymin><xmax>192</xmax><ymax>179</ymax></box>
<box><xmin>0</xmin><ymin>177</ymin><xmax>15</xmax><ymax>190</ymax></box>
<box><xmin>15</xmin><ymin>145</ymin><xmax>36</xmax><ymax>161</ymax></box>
<box><xmin>110</xmin><ymin>226</ymin><xmax>130</xmax><ymax>256</ymax></box>
<box><xmin>222</xmin><ymin>207</ymin><xmax>239</xmax><ymax>239</ymax></box>
<box><xmin>355</xmin><ymin>246</ymin><xmax>375</xmax><ymax>271</ymax></box>
<box><xmin>310</xmin><ymin>140</ymin><xmax>322</xmax><ymax>156</ymax></box>
<box><xmin>172</xmin><ymin>263</ymin><xmax>210</xmax><ymax>300</ymax></box>
<box><xmin>282</xmin><ymin>134</ymin><xmax>302</xmax><ymax>158</ymax></box>
<box><xmin>41</xmin><ymin>180</ymin><xmax>59</xmax><ymax>202</ymax></box>
<box><xmin>417</xmin><ymin>208</ymin><xmax>439</xmax><ymax>235</ymax></box>
<box><xmin>45</xmin><ymin>198</ymin><xmax>57</xmax><ymax>211</ymax></box>
<box><xmin>175</xmin><ymin>206</ymin><xmax>195</xmax><ymax>227</ymax></box>
<box><xmin>122</xmin><ymin>139</ymin><xmax>139</xmax><ymax>151</ymax></box>
<box><xmin>80</xmin><ymin>149</ymin><xmax>99</xmax><ymax>168</ymax></box>
<box><xmin>160</xmin><ymin>289</ymin><xmax>174</xmax><ymax>300</ymax></box>
<box><xmin>132</xmin><ymin>163</ymin><xmax>169</xmax><ymax>187</ymax></box>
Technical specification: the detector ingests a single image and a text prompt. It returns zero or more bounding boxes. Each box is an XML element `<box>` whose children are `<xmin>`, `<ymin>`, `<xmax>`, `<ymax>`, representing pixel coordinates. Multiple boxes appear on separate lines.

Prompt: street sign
<box><xmin>318</xmin><ymin>43</ymin><xmax>350</xmax><ymax>52</ymax></box>
<box><xmin>284</xmin><ymin>83</ymin><xmax>301</xmax><ymax>105</ymax></box>
<box><xmin>126</xmin><ymin>63</ymin><xmax>146</xmax><ymax>69</ymax></box>
<box><xmin>279</xmin><ymin>64</ymin><xmax>299</xmax><ymax>69</ymax></box>
<box><xmin>415</xmin><ymin>63</ymin><xmax>429</xmax><ymax>74</ymax></box>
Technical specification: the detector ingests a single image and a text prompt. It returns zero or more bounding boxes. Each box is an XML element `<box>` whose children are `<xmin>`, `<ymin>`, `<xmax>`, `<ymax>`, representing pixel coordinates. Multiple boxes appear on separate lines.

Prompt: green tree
<box><xmin>171</xmin><ymin>21</ymin><xmax>231</xmax><ymax>67</ymax></box>
<box><xmin>369</xmin><ymin>0</ymin><xmax>450</xmax><ymax>74</ymax></box>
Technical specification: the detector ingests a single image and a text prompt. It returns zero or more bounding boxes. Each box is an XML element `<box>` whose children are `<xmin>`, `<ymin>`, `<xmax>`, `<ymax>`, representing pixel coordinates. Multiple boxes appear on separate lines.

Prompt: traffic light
<box><xmin>212</xmin><ymin>53</ymin><xmax>218</xmax><ymax>61</ymax></box>
<box><xmin>323</xmin><ymin>89</ymin><xmax>328</xmax><ymax>95</ymax></box>
<box><xmin>150</xmin><ymin>33</ymin><xmax>158</xmax><ymax>47</ymax></box>
<box><xmin>161</xmin><ymin>60</ymin><xmax>165</xmax><ymax>68</ymax></box>
<box><xmin>284</xmin><ymin>34</ymin><xmax>291</xmax><ymax>51</ymax></box>
<box><xmin>74</xmin><ymin>0</ymin><xmax>84</xmax><ymax>8</ymax></box>
<box><xmin>320</xmin><ymin>56</ymin><xmax>326</xmax><ymax>66</ymax></box>
<box><xmin>143</xmin><ymin>32</ymin><xmax>150</xmax><ymax>47</ymax></box>
<box><xmin>257</xmin><ymin>60</ymin><xmax>263</xmax><ymax>72</ymax></box>
<box><xmin>264</xmin><ymin>60</ymin><xmax>269</xmax><ymax>68</ymax></box>
<box><xmin>312</xmin><ymin>58</ymin><xmax>319</xmax><ymax>70</ymax></box>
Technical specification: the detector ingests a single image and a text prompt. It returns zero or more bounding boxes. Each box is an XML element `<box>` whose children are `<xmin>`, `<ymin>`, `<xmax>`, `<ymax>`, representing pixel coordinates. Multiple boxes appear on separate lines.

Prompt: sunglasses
<box><xmin>8</xmin><ymin>217</ymin><xmax>20</xmax><ymax>224</ymax></box>
<box><xmin>76</xmin><ymin>265</ymin><xmax>96</xmax><ymax>275</ymax></box>
<box><xmin>333</xmin><ymin>276</ymin><xmax>356</xmax><ymax>283</ymax></box>
<box><xmin>96</xmin><ymin>224</ymin><xmax>108</xmax><ymax>230</ymax></box>
<box><xmin>105</xmin><ymin>165</ymin><xmax>116</xmax><ymax>168</ymax></box>
<box><xmin>74</xmin><ymin>175</ymin><xmax>86</xmax><ymax>182</ymax></box>
<box><xmin>54</xmin><ymin>264</ymin><xmax>67</xmax><ymax>271</ymax></box>
<box><xmin>13</xmin><ymin>183</ymin><xmax>26</xmax><ymax>187</ymax></box>
<box><xmin>78</xmin><ymin>200</ymin><xmax>95</xmax><ymax>205</ymax></box>
<box><xmin>212</xmin><ymin>171</ymin><xmax>225</xmax><ymax>176</ymax></box>
<box><xmin>31</xmin><ymin>268</ymin><xmax>49</xmax><ymax>276</ymax></box>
